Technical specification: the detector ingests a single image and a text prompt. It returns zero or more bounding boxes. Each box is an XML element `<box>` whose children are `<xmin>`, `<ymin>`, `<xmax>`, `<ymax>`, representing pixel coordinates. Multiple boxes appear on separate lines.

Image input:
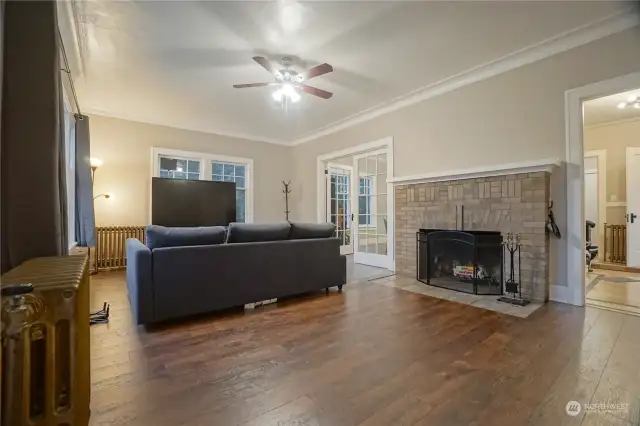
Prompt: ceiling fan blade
<box><xmin>252</xmin><ymin>56</ymin><xmax>276</xmax><ymax>74</ymax></box>
<box><xmin>233</xmin><ymin>82</ymin><xmax>278</xmax><ymax>89</ymax></box>
<box><xmin>298</xmin><ymin>63</ymin><xmax>333</xmax><ymax>81</ymax></box>
<box><xmin>300</xmin><ymin>84</ymin><xmax>333</xmax><ymax>99</ymax></box>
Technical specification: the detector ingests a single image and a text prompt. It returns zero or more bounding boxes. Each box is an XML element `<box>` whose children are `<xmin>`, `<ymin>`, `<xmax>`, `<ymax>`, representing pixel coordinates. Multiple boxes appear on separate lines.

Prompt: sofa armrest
<box><xmin>126</xmin><ymin>238</ymin><xmax>153</xmax><ymax>325</ymax></box>
<box><xmin>340</xmin><ymin>254</ymin><xmax>347</xmax><ymax>285</ymax></box>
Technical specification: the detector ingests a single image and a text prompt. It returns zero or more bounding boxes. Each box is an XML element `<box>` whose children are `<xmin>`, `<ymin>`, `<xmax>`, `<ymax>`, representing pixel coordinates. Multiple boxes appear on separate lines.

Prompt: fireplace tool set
<box><xmin>498</xmin><ymin>232</ymin><xmax>530</xmax><ymax>306</ymax></box>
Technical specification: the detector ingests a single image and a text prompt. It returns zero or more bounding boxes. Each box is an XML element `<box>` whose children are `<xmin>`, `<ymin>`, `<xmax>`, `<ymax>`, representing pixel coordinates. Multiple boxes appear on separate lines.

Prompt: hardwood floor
<box><xmin>587</xmin><ymin>269</ymin><xmax>640</xmax><ymax>316</ymax></box>
<box><xmin>89</xmin><ymin>271</ymin><xmax>640</xmax><ymax>426</ymax></box>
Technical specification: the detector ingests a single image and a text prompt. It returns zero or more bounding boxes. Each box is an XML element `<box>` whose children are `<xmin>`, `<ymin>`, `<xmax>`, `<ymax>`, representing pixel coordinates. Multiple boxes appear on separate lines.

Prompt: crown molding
<box><xmin>290</xmin><ymin>8</ymin><xmax>639</xmax><ymax>146</ymax></box>
<box><xmin>584</xmin><ymin>115</ymin><xmax>640</xmax><ymax>130</ymax></box>
<box><xmin>86</xmin><ymin>108</ymin><xmax>289</xmax><ymax>146</ymax></box>
<box><xmin>57</xmin><ymin>0</ymin><xmax>85</xmax><ymax>77</ymax></box>
<box><xmin>388</xmin><ymin>158</ymin><xmax>561</xmax><ymax>186</ymax></box>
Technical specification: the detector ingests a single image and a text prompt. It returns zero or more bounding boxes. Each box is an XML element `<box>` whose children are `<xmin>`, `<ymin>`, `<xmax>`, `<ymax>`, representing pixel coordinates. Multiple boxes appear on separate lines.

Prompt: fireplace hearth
<box><xmin>417</xmin><ymin>229</ymin><xmax>503</xmax><ymax>295</ymax></box>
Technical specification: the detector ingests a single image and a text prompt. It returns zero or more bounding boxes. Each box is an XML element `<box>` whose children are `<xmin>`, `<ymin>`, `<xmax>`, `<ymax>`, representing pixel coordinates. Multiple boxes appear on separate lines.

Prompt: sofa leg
<box><xmin>338</xmin><ymin>285</ymin><xmax>343</xmax><ymax>292</ymax></box>
<box><xmin>326</xmin><ymin>288</ymin><xmax>329</xmax><ymax>293</ymax></box>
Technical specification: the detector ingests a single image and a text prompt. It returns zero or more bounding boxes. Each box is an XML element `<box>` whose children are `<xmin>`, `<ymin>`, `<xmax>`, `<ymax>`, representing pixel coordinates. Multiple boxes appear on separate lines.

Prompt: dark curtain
<box><xmin>0</xmin><ymin>0</ymin><xmax>6</xmax><ymax>272</ymax></box>
<box><xmin>1</xmin><ymin>0</ymin><xmax>68</xmax><ymax>273</ymax></box>
<box><xmin>75</xmin><ymin>115</ymin><xmax>96</xmax><ymax>247</ymax></box>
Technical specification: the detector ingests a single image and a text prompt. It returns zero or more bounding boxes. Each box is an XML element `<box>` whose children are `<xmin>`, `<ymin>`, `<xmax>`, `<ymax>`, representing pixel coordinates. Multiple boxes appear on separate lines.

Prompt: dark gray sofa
<box><xmin>126</xmin><ymin>222</ymin><xmax>347</xmax><ymax>325</ymax></box>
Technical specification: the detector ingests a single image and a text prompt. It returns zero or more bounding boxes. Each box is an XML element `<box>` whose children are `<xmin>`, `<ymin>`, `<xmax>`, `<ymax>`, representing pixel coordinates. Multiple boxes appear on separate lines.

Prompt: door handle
<box><xmin>631</xmin><ymin>213</ymin><xmax>637</xmax><ymax>224</ymax></box>
<box><xmin>351</xmin><ymin>213</ymin><xmax>354</xmax><ymax>222</ymax></box>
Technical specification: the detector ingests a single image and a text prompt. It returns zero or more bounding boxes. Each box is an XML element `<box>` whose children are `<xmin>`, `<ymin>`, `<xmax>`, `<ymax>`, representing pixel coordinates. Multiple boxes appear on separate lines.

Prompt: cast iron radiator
<box><xmin>96</xmin><ymin>225</ymin><xmax>146</xmax><ymax>270</ymax></box>
<box><xmin>604</xmin><ymin>223</ymin><xmax>626</xmax><ymax>264</ymax></box>
<box><xmin>1</xmin><ymin>255</ymin><xmax>90</xmax><ymax>426</ymax></box>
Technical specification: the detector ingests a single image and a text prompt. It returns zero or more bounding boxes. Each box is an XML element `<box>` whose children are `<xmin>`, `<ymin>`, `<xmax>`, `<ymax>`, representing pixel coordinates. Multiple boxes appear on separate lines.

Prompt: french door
<box><xmin>326</xmin><ymin>164</ymin><xmax>354</xmax><ymax>255</ymax></box>
<box><xmin>352</xmin><ymin>150</ymin><xmax>392</xmax><ymax>268</ymax></box>
<box><xmin>627</xmin><ymin>147</ymin><xmax>640</xmax><ymax>267</ymax></box>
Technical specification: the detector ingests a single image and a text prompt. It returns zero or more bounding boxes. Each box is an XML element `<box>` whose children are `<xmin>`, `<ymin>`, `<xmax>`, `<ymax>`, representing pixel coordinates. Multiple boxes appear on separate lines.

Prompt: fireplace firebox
<box><xmin>417</xmin><ymin>229</ymin><xmax>503</xmax><ymax>295</ymax></box>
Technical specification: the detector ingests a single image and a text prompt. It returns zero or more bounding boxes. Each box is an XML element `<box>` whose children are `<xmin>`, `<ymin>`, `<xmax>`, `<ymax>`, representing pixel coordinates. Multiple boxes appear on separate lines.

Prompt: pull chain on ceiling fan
<box><xmin>233</xmin><ymin>56</ymin><xmax>334</xmax><ymax>102</ymax></box>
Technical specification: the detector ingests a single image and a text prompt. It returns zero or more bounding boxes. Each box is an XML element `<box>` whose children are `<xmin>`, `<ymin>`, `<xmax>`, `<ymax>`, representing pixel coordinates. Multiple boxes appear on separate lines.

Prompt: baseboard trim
<box><xmin>592</xmin><ymin>262</ymin><xmax>640</xmax><ymax>273</ymax></box>
<box><xmin>549</xmin><ymin>284</ymin><xmax>581</xmax><ymax>306</ymax></box>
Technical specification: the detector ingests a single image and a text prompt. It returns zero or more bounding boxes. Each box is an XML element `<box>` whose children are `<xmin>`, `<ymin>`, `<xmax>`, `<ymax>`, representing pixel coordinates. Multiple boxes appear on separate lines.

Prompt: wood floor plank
<box><xmin>87</xmin><ymin>271</ymin><xmax>640</xmax><ymax>426</ymax></box>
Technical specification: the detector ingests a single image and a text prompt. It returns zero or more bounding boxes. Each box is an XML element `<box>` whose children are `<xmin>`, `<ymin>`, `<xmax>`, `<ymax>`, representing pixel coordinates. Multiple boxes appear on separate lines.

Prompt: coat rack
<box><xmin>282</xmin><ymin>180</ymin><xmax>291</xmax><ymax>221</ymax></box>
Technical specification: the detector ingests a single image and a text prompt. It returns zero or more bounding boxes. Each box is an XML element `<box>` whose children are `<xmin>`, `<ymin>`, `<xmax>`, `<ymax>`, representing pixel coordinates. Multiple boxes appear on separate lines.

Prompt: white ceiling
<box><xmin>63</xmin><ymin>1</ymin><xmax>632</xmax><ymax>144</ymax></box>
<box><xmin>584</xmin><ymin>88</ymin><xmax>640</xmax><ymax>126</ymax></box>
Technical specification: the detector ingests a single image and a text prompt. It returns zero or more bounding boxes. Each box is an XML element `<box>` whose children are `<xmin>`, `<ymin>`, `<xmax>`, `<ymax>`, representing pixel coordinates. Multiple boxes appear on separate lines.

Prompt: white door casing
<box><xmin>584</xmin><ymin>150</ymin><xmax>606</xmax><ymax>247</ymax></box>
<box><xmin>584</xmin><ymin>168</ymin><xmax>598</xmax><ymax>244</ymax></box>
<box><xmin>626</xmin><ymin>147</ymin><xmax>640</xmax><ymax>267</ymax></box>
<box><xmin>565</xmin><ymin>71</ymin><xmax>640</xmax><ymax>307</ymax></box>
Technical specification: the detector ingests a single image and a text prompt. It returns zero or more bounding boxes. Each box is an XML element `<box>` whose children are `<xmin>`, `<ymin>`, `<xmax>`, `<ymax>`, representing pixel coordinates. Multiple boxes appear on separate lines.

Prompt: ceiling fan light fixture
<box><xmin>634</xmin><ymin>103</ymin><xmax>640</xmax><ymax>109</ymax></box>
<box><xmin>628</xmin><ymin>95</ymin><xmax>638</xmax><ymax>103</ymax></box>
<box><xmin>234</xmin><ymin>56</ymin><xmax>333</xmax><ymax>102</ymax></box>
<box><xmin>617</xmin><ymin>102</ymin><xmax>627</xmax><ymax>109</ymax></box>
<box><xmin>282</xmin><ymin>84</ymin><xmax>295</xmax><ymax>96</ymax></box>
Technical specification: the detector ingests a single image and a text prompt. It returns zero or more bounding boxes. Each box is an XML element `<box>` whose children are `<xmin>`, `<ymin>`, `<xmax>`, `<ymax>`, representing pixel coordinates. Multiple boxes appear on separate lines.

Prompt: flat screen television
<box><xmin>152</xmin><ymin>177</ymin><xmax>236</xmax><ymax>227</ymax></box>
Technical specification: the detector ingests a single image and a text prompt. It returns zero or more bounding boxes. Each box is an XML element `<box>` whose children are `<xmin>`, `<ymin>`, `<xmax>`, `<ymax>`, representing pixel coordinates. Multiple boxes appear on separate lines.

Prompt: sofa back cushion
<box><xmin>145</xmin><ymin>225</ymin><xmax>227</xmax><ymax>249</ymax></box>
<box><xmin>225</xmin><ymin>222</ymin><xmax>290</xmax><ymax>243</ymax></box>
<box><xmin>289</xmin><ymin>222</ymin><xmax>336</xmax><ymax>240</ymax></box>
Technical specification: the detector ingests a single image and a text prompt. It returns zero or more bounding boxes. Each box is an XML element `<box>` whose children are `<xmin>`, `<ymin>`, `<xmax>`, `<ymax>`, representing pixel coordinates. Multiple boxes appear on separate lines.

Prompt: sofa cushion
<box><xmin>225</xmin><ymin>222</ymin><xmax>291</xmax><ymax>243</ymax></box>
<box><xmin>289</xmin><ymin>222</ymin><xmax>336</xmax><ymax>240</ymax></box>
<box><xmin>145</xmin><ymin>225</ymin><xmax>226</xmax><ymax>249</ymax></box>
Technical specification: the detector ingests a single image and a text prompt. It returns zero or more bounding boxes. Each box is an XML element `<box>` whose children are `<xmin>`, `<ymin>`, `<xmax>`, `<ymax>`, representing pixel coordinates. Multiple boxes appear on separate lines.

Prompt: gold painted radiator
<box><xmin>1</xmin><ymin>255</ymin><xmax>90</xmax><ymax>426</ymax></box>
<box><xmin>604</xmin><ymin>223</ymin><xmax>626</xmax><ymax>264</ymax></box>
<box><xmin>96</xmin><ymin>225</ymin><xmax>146</xmax><ymax>270</ymax></box>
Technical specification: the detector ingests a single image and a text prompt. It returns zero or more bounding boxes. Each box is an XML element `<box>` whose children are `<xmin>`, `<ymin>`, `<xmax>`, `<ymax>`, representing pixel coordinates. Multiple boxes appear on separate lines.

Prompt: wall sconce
<box><xmin>93</xmin><ymin>193</ymin><xmax>112</xmax><ymax>201</ymax></box>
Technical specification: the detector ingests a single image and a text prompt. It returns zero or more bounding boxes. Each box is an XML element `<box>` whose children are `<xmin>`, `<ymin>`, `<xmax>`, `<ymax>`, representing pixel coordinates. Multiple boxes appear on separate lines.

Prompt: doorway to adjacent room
<box><xmin>317</xmin><ymin>138</ymin><xmax>395</xmax><ymax>271</ymax></box>
<box><xmin>582</xmin><ymin>88</ymin><xmax>640</xmax><ymax>315</ymax></box>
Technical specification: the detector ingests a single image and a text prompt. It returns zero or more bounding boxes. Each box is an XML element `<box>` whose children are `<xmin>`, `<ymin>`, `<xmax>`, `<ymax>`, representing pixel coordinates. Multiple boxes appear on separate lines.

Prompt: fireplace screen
<box><xmin>417</xmin><ymin>229</ymin><xmax>503</xmax><ymax>295</ymax></box>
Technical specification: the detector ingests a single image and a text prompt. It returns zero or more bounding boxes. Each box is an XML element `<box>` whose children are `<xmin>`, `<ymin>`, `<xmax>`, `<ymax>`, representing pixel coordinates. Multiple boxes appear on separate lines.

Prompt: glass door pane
<box><xmin>327</xmin><ymin>166</ymin><xmax>353</xmax><ymax>255</ymax></box>
<box><xmin>354</xmin><ymin>151</ymin><xmax>389</xmax><ymax>266</ymax></box>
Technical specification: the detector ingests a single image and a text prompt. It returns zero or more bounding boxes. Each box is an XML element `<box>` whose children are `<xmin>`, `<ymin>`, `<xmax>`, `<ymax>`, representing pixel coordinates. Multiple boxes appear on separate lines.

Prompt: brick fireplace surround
<box><xmin>395</xmin><ymin>172</ymin><xmax>551</xmax><ymax>302</ymax></box>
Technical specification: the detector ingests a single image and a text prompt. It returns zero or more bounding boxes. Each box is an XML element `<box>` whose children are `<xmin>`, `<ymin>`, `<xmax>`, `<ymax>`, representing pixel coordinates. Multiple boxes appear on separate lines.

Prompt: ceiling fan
<box><xmin>233</xmin><ymin>56</ymin><xmax>333</xmax><ymax>102</ymax></box>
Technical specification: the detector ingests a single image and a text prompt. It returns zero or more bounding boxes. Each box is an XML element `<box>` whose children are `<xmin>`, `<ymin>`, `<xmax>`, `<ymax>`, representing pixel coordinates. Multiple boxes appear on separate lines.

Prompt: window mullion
<box><xmin>202</xmin><ymin>157</ymin><xmax>211</xmax><ymax>180</ymax></box>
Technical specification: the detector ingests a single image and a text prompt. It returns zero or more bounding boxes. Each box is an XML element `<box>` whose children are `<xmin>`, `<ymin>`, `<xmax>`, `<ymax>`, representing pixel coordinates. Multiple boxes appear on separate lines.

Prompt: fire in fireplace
<box><xmin>417</xmin><ymin>229</ymin><xmax>503</xmax><ymax>295</ymax></box>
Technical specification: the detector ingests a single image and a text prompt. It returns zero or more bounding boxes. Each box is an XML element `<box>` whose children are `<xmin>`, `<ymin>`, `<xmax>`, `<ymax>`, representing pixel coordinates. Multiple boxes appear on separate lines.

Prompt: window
<box><xmin>159</xmin><ymin>156</ymin><xmax>200</xmax><ymax>180</ymax></box>
<box><xmin>152</xmin><ymin>148</ymin><xmax>253</xmax><ymax>223</ymax></box>
<box><xmin>212</xmin><ymin>161</ymin><xmax>246</xmax><ymax>223</ymax></box>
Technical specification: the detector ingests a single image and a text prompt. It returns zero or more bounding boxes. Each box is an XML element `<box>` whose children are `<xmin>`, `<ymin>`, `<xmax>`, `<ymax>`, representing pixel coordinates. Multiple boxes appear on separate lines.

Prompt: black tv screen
<box><xmin>152</xmin><ymin>177</ymin><xmax>236</xmax><ymax>227</ymax></box>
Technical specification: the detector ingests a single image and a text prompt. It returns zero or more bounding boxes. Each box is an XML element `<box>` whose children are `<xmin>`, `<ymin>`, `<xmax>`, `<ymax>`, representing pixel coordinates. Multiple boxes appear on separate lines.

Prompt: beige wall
<box><xmin>90</xmin><ymin>114</ymin><xmax>292</xmax><ymax>226</ymax></box>
<box><xmin>291</xmin><ymin>28</ymin><xmax>640</xmax><ymax>287</ymax></box>
<box><xmin>584</xmin><ymin>119</ymin><xmax>640</xmax><ymax>225</ymax></box>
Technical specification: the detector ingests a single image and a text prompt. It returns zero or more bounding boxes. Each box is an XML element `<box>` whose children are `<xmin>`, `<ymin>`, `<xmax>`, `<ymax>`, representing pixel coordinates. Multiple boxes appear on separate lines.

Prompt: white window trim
<box><xmin>150</xmin><ymin>147</ymin><xmax>254</xmax><ymax>223</ymax></box>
